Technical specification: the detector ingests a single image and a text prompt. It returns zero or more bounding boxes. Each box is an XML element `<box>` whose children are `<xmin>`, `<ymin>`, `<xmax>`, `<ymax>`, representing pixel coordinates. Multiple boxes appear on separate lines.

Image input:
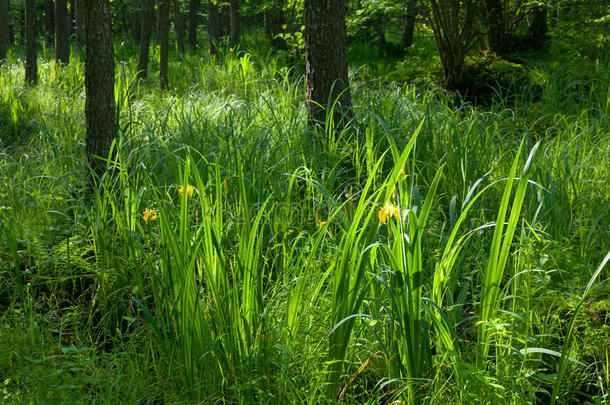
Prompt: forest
<box><xmin>0</xmin><ymin>0</ymin><xmax>609</xmax><ymax>403</ymax></box>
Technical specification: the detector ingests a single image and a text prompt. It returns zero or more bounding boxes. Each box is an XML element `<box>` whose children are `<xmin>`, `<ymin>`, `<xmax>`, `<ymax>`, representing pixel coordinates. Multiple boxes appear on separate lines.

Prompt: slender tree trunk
<box><xmin>83</xmin><ymin>0</ymin><xmax>116</xmax><ymax>178</ymax></box>
<box><xmin>69</xmin><ymin>0</ymin><xmax>75</xmax><ymax>38</ymax></box>
<box><xmin>371</xmin><ymin>15</ymin><xmax>386</xmax><ymax>49</ymax></box>
<box><xmin>402</xmin><ymin>0</ymin><xmax>416</xmax><ymax>49</ymax></box>
<box><xmin>528</xmin><ymin>6</ymin><xmax>548</xmax><ymax>50</ymax></box>
<box><xmin>159</xmin><ymin>0</ymin><xmax>170</xmax><ymax>89</ymax></box>
<box><xmin>44</xmin><ymin>0</ymin><xmax>55</xmax><ymax>46</ymax></box>
<box><xmin>137</xmin><ymin>0</ymin><xmax>155</xmax><ymax>80</ymax></box>
<box><xmin>173</xmin><ymin>0</ymin><xmax>185</xmax><ymax>54</ymax></box>
<box><xmin>25</xmin><ymin>0</ymin><xmax>37</xmax><ymax>85</ymax></box>
<box><xmin>427</xmin><ymin>0</ymin><xmax>475</xmax><ymax>89</ymax></box>
<box><xmin>20</xmin><ymin>7</ymin><xmax>25</xmax><ymax>45</ymax></box>
<box><xmin>304</xmin><ymin>0</ymin><xmax>352</xmax><ymax>128</ymax></box>
<box><xmin>485</xmin><ymin>0</ymin><xmax>507</xmax><ymax>54</ymax></box>
<box><xmin>55</xmin><ymin>0</ymin><xmax>70</xmax><ymax>64</ymax></box>
<box><xmin>229</xmin><ymin>0</ymin><xmax>239</xmax><ymax>46</ymax></box>
<box><xmin>264</xmin><ymin>0</ymin><xmax>286</xmax><ymax>50</ymax></box>
<box><xmin>131</xmin><ymin>7</ymin><xmax>142</xmax><ymax>43</ymax></box>
<box><xmin>187</xmin><ymin>0</ymin><xmax>199</xmax><ymax>49</ymax></box>
<box><xmin>208</xmin><ymin>0</ymin><xmax>220</xmax><ymax>57</ymax></box>
<box><xmin>0</xmin><ymin>0</ymin><xmax>8</xmax><ymax>63</ymax></box>
<box><xmin>7</xmin><ymin>0</ymin><xmax>13</xmax><ymax>46</ymax></box>
<box><xmin>74</xmin><ymin>0</ymin><xmax>85</xmax><ymax>44</ymax></box>
<box><xmin>220</xmin><ymin>5</ymin><xmax>229</xmax><ymax>37</ymax></box>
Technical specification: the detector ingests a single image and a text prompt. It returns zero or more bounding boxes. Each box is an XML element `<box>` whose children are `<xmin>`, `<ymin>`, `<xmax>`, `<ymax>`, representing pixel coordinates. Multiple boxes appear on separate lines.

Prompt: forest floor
<box><xmin>1</xmin><ymin>24</ymin><xmax>609</xmax><ymax>404</ymax></box>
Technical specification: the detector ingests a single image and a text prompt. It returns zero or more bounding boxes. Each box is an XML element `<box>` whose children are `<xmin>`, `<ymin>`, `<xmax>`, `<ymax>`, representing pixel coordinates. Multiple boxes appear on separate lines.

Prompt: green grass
<box><xmin>1</xmin><ymin>27</ymin><xmax>609</xmax><ymax>404</ymax></box>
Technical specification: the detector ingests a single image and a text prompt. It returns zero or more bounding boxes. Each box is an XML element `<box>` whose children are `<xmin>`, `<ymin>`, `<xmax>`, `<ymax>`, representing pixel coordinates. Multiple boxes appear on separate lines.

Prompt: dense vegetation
<box><xmin>1</xmin><ymin>1</ymin><xmax>609</xmax><ymax>404</ymax></box>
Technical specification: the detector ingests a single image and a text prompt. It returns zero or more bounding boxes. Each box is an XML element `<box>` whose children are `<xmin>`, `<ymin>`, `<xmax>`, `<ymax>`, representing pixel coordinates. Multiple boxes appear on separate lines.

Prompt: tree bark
<box><xmin>208</xmin><ymin>0</ymin><xmax>220</xmax><ymax>58</ymax></box>
<box><xmin>84</xmin><ymin>0</ymin><xmax>116</xmax><ymax>178</ymax></box>
<box><xmin>188</xmin><ymin>0</ymin><xmax>199</xmax><ymax>49</ymax></box>
<box><xmin>25</xmin><ymin>0</ymin><xmax>37</xmax><ymax>85</ymax></box>
<box><xmin>74</xmin><ymin>0</ymin><xmax>85</xmax><ymax>44</ymax></box>
<box><xmin>402</xmin><ymin>0</ymin><xmax>416</xmax><ymax>49</ymax></box>
<box><xmin>485</xmin><ymin>0</ymin><xmax>507</xmax><ymax>54</ymax></box>
<box><xmin>0</xmin><ymin>0</ymin><xmax>8</xmax><ymax>63</ymax></box>
<box><xmin>131</xmin><ymin>5</ymin><xmax>142</xmax><ymax>43</ymax></box>
<box><xmin>69</xmin><ymin>0</ymin><xmax>75</xmax><ymax>38</ymax></box>
<box><xmin>264</xmin><ymin>0</ymin><xmax>286</xmax><ymax>50</ymax></box>
<box><xmin>304</xmin><ymin>0</ymin><xmax>352</xmax><ymax>128</ymax></box>
<box><xmin>159</xmin><ymin>0</ymin><xmax>170</xmax><ymax>89</ymax></box>
<box><xmin>427</xmin><ymin>0</ymin><xmax>475</xmax><ymax>89</ymax></box>
<box><xmin>528</xmin><ymin>6</ymin><xmax>548</xmax><ymax>50</ymax></box>
<box><xmin>7</xmin><ymin>0</ymin><xmax>13</xmax><ymax>46</ymax></box>
<box><xmin>137</xmin><ymin>0</ymin><xmax>155</xmax><ymax>80</ymax></box>
<box><xmin>44</xmin><ymin>0</ymin><xmax>55</xmax><ymax>46</ymax></box>
<box><xmin>55</xmin><ymin>0</ymin><xmax>70</xmax><ymax>65</ymax></box>
<box><xmin>173</xmin><ymin>0</ymin><xmax>185</xmax><ymax>54</ymax></box>
<box><xmin>229</xmin><ymin>0</ymin><xmax>239</xmax><ymax>46</ymax></box>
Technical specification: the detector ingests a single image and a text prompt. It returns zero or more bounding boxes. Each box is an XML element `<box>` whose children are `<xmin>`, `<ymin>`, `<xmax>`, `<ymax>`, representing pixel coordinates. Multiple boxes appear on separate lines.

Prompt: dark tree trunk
<box><xmin>208</xmin><ymin>0</ymin><xmax>220</xmax><ymax>58</ymax></box>
<box><xmin>371</xmin><ymin>15</ymin><xmax>386</xmax><ymax>49</ymax></box>
<box><xmin>83</xmin><ymin>0</ymin><xmax>116</xmax><ymax>178</ymax></box>
<box><xmin>25</xmin><ymin>0</ymin><xmax>37</xmax><ymax>85</ymax></box>
<box><xmin>0</xmin><ymin>0</ymin><xmax>8</xmax><ymax>62</ymax></box>
<box><xmin>264</xmin><ymin>0</ymin><xmax>286</xmax><ymax>50</ymax></box>
<box><xmin>485</xmin><ymin>0</ymin><xmax>507</xmax><ymax>54</ymax></box>
<box><xmin>74</xmin><ymin>0</ymin><xmax>85</xmax><ymax>44</ymax></box>
<box><xmin>137</xmin><ymin>0</ymin><xmax>155</xmax><ymax>80</ymax></box>
<box><xmin>131</xmin><ymin>7</ymin><xmax>142</xmax><ymax>43</ymax></box>
<box><xmin>69</xmin><ymin>0</ymin><xmax>75</xmax><ymax>38</ymax></box>
<box><xmin>187</xmin><ymin>0</ymin><xmax>199</xmax><ymax>49</ymax></box>
<box><xmin>173</xmin><ymin>0</ymin><xmax>185</xmax><ymax>54</ymax></box>
<box><xmin>427</xmin><ymin>0</ymin><xmax>475</xmax><ymax>89</ymax></box>
<box><xmin>20</xmin><ymin>7</ymin><xmax>25</xmax><ymax>45</ymax></box>
<box><xmin>402</xmin><ymin>0</ymin><xmax>416</xmax><ymax>49</ymax></box>
<box><xmin>55</xmin><ymin>0</ymin><xmax>70</xmax><ymax>64</ymax></box>
<box><xmin>7</xmin><ymin>0</ymin><xmax>13</xmax><ymax>46</ymax></box>
<box><xmin>304</xmin><ymin>0</ymin><xmax>352</xmax><ymax>128</ymax></box>
<box><xmin>528</xmin><ymin>6</ymin><xmax>548</xmax><ymax>50</ymax></box>
<box><xmin>229</xmin><ymin>0</ymin><xmax>239</xmax><ymax>46</ymax></box>
<box><xmin>159</xmin><ymin>0</ymin><xmax>169</xmax><ymax>89</ymax></box>
<box><xmin>44</xmin><ymin>0</ymin><xmax>55</xmax><ymax>45</ymax></box>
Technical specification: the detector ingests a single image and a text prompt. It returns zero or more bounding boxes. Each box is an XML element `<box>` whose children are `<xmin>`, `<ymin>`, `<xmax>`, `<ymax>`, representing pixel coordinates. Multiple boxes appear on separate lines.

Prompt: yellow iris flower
<box><xmin>315</xmin><ymin>211</ymin><xmax>327</xmax><ymax>229</ymax></box>
<box><xmin>179</xmin><ymin>184</ymin><xmax>195</xmax><ymax>198</ymax></box>
<box><xmin>378</xmin><ymin>202</ymin><xmax>399</xmax><ymax>224</ymax></box>
<box><xmin>142</xmin><ymin>208</ymin><xmax>158</xmax><ymax>224</ymax></box>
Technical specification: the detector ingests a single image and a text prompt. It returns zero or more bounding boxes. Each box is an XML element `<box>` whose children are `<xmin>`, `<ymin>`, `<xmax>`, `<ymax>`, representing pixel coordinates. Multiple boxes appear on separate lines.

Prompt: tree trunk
<box><xmin>402</xmin><ymin>0</ymin><xmax>416</xmax><ymax>49</ymax></box>
<box><xmin>0</xmin><ymin>0</ymin><xmax>8</xmax><ymax>63</ymax></box>
<box><xmin>208</xmin><ymin>0</ymin><xmax>220</xmax><ymax>57</ymax></box>
<box><xmin>137</xmin><ymin>0</ymin><xmax>155</xmax><ymax>80</ymax></box>
<box><xmin>188</xmin><ymin>0</ymin><xmax>199</xmax><ymax>49</ymax></box>
<box><xmin>264</xmin><ymin>0</ymin><xmax>286</xmax><ymax>50</ymax></box>
<box><xmin>25</xmin><ymin>0</ymin><xmax>37</xmax><ymax>85</ymax></box>
<box><xmin>304</xmin><ymin>0</ymin><xmax>352</xmax><ymax>128</ymax></box>
<box><xmin>159</xmin><ymin>0</ymin><xmax>169</xmax><ymax>89</ymax></box>
<box><xmin>7</xmin><ymin>0</ymin><xmax>13</xmax><ymax>46</ymax></box>
<box><xmin>84</xmin><ymin>0</ymin><xmax>116</xmax><ymax>178</ymax></box>
<box><xmin>44</xmin><ymin>0</ymin><xmax>55</xmax><ymax>46</ymax></box>
<box><xmin>75</xmin><ymin>0</ymin><xmax>85</xmax><ymax>44</ymax></box>
<box><xmin>528</xmin><ymin>6</ymin><xmax>548</xmax><ymax>50</ymax></box>
<box><xmin>427</xmin><ymin>0</ymin><xmax>475</xmax><ymax>89</ymax></box>
<box><xmin>371</xmin><ymin>15</ymin><xmax>386</xmax><ymax>49</ymax></box>
<box><xmin>173</xmin><ymin>0</ymin><xmax>185</xmax><ymax>54</ymax></box>
<box><xmin>131</xmin><ymin>6</ymin><xmax>142</xmax><ymax>43</ymax></box>
<box><xmin>229</xmin><ymin>0</ymin><xmax>239</xmax><ymax>46</ymax></box>
<box><xmin>55</xmin><ymin>0</ymin><xmax>70</xmax><ymax>65</ymax></box>
<box><xmin>69</xmin><ymin>0</ymin><xmax>75</xmax><ymax>38</ymax></box>
<box><xmin>20</xmin><ymin>7</ymin><xmax>25</xmax><ymax>45</ymax></box>
<box><xmin>485</xmin><ymin>0</ymin><xmax>507</xmax><ymax>54</ymax></box>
